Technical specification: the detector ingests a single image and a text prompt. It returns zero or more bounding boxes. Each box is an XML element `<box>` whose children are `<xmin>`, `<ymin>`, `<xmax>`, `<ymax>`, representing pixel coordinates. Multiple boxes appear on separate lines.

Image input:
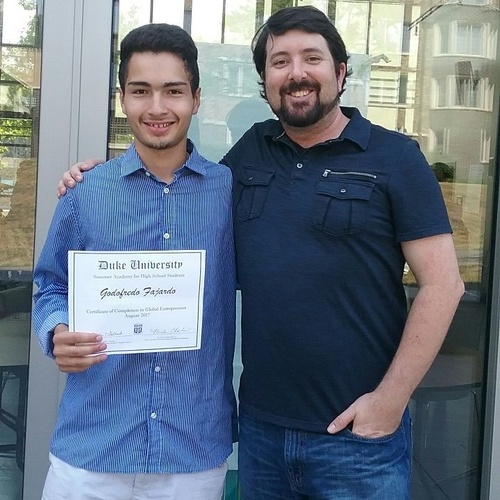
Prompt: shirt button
<box><xmin>150</xmin><ymin>412</ymin><xmax>157</xmax><ymax>419</ymax></box>
<box><xmin>297</xmin><ymin>163</ymin><xmax>303</xmax><ymax>169</ymax></box>
<box><xmin>340</xmin><ymin>188</ymin><xmax>347</xmax><ymax>193</ymax></box>
<box><xmin>163</xmin><ymin>233</ymin><xmax>170</xmax><ymax>240</ymax></box>
<box><xmin>145</xmin><ymin>171</ymin><xmax>151</xmax><ymax>177</ymax></box>
<box><xmin>163</xmin><ymin>187</ymin><xmax>169</xmax><ymax>194</ymax></box>
<box><xmin>154</xmin><ymin>366</ymin><xmax>161</xmax><ymax>373</ymax></box>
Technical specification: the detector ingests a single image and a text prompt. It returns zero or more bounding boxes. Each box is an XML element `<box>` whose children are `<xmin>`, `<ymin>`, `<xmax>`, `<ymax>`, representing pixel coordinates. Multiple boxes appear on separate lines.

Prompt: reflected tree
<box><xmin>271</xmin><ymin>0</ymin><xmax>293</xmax><ymax>14</ymax></box>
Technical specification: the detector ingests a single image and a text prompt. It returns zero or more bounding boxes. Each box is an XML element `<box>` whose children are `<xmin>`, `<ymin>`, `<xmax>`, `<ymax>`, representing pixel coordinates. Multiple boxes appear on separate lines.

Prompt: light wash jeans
<box><xmin>238</xmin><ymin>409</ymin><xmax>411</xmax><ymax>500</ymax></box>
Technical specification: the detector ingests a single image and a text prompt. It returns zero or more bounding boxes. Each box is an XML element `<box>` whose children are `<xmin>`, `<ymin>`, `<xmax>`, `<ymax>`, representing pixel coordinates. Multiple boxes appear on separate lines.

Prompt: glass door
<box><xmin>107</xmin><ymin>1</ymin><xmax>499</xmax><ymax>498</ymax></box>
<box><xmin>0</xmin><ymin>0</ymin><xmax>41</xmax><ymax>498</ymax></box>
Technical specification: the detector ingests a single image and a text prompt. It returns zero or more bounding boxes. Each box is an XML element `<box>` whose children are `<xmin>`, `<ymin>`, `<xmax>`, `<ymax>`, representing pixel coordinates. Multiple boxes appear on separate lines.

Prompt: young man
<box><xmin>59</xmin><ymin>6</ymin><xmax>464</xmax><ymax>499</ymax></box>
<box><xmin>34</xmin><ymin>24</ymin><xmax>236</xmax><ymax>500</ymax></box>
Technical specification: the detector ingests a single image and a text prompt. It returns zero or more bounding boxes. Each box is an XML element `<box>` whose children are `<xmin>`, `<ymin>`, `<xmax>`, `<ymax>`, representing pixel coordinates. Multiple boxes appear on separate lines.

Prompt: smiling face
<box><xmin>263</xmin><ymin>29</ymin><xmax>346</xmax><ymax>129</ymax></box>
<box><xmin>120</xmin><ymin>51</ymin><xmax>200</xmax><ymax>158</ymax></box>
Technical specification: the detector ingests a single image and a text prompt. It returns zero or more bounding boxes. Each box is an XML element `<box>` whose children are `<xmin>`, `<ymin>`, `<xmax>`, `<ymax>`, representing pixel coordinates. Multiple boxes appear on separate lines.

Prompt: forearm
<box><xmin>375</xmin><ymin>278</ymin><xmax>464</xmax><ymax>409</ymax></box>
<box><xmin>328</xmin><ymin>233</ymin><xmax>464</xmax><ymax>436</ymax></box>
<box><xmin>33</xmin><ymin>282</ymin><xmax>69</xmax><ymax>357</ymax></box>
<box><xmin>33</xmin><ymin>194</ymin><xmax>79</xmax><ymax>356</ymax></box>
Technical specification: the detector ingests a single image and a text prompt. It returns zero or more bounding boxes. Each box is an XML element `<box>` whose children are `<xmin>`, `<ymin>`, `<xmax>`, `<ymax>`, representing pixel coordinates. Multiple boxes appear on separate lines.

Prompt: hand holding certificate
<box><xmin>68</xmin><ymin>250</ymin><xmax>206</xmax><ymax>354</ymax></box>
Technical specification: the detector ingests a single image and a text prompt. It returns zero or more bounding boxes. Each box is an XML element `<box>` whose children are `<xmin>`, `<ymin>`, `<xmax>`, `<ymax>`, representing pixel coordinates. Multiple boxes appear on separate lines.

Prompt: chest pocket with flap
<box><xmin>234</xmin><ymin>167</ymin><xmax>275</xmax><ymax>221</ymax></box>
<box><xmin>313</xmin><ymin>179</ymin><xmax>375</xmax><ymax>237</ymax></box>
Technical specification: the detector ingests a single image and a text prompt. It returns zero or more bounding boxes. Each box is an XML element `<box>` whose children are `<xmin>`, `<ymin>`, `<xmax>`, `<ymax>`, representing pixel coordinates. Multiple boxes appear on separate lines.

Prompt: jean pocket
<box><xmin>313</xmin><ymin>179</ymin><xmax>374</xmax><ymax>236</ymax></box>
<box><xmin>234</xmin><ymin>167</ymin><xmax>275</xmax><ymax>221</ymax></box>
<box><xmin>344</xmin><ymin>424</ymin><xmax>402</xmax><ymax>444</ymax></box>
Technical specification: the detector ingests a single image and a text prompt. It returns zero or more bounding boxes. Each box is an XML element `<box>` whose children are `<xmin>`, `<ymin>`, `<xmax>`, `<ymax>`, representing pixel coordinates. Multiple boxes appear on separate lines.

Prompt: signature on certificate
<box><xmin>150</xmin><ymin>327</ymin><xmax>192</xmax><ymax>335</ymax></box>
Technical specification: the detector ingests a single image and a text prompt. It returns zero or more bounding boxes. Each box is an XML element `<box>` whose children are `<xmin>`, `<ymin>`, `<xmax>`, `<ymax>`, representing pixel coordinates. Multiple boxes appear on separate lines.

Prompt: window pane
<box><xmin>335</xmin><ymin>2</ymin><xmax>369</xmax><ymax>55</ymax></box>
<box><xmin>192</xmin><ymin>0</ymin><xmax>224</xmax><ymax>43</ymax></box>
<box><xmin>370</xmin><ymin>4</ymin><xmax>404</xmax><ymax>60</ymax></box>
<box><xmin>0</xmin><ymin>0</ymin><xmax>40</xmax><ymax>495</ymax></box>
<box><xmin>221</xmin><ymin>0</ymin><xmax>258</xmax><ymax>45</ymax></box>
<box><xmin>152</xmin><ymin>0</ymin><xmax>185</xmax><ymax>26</ymax></box>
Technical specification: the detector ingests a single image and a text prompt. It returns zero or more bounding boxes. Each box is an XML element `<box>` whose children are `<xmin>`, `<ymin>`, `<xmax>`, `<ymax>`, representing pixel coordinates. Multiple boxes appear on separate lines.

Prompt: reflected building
<box><xmin>415</xmin><ymin>0</ymin><xmax>499</xmax><ymax>286</ymax></box>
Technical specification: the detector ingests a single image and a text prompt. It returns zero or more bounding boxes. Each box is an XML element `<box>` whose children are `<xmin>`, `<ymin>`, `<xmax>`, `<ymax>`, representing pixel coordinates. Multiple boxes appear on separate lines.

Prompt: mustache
<box><xmin>280</xmin><ymin>80</ymin><xmax>320</xmax><ymax>95</ymax></box>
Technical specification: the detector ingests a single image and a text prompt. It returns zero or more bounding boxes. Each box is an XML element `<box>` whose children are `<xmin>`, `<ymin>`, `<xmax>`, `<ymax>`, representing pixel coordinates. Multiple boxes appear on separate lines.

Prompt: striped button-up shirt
<box><xmin>33</xmin><ymin>142</ymin><xmax>236</xmax><ymax>474</ymax></box>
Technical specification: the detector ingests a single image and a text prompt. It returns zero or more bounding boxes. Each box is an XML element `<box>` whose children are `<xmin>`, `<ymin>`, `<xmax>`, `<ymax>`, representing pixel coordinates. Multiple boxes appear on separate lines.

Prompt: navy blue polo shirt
<box><xmin>222</xmin><ymin>107</ymin><xmax>452</xmax><ymax>433</ymax></box>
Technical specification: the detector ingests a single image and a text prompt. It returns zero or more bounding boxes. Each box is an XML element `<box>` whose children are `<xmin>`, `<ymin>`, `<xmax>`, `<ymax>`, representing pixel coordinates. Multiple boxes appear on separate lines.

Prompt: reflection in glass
<box><xmin>0</xmin><ymin>0</ymin><xmax>40</xmax><ymax>497</ymax></box>
<box><xmin>111</xmin><ymin>1</ymin><xmax>497</xmax><ymax>498</ymax></box>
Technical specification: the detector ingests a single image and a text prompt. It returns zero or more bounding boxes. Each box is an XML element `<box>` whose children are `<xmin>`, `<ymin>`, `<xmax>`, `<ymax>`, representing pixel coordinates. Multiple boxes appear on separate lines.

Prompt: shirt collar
<box><xmin>337</xmin><ymin>107</ymin><xmax>371</xmax><ymax>150</ymax></box>
<box><xmin>184</xmin><ymin>140</ymin><xmax>209</xmax><ymax>176</ymax></box>
<box><xmin>119</xmin><ymin>139</ymin><xmax>207</xmax><ymax>178</ymax></box>
<box><xmin>265</xmin><ymin>106</ymin><xmax>371</xmax><ymax>151</ymax></box>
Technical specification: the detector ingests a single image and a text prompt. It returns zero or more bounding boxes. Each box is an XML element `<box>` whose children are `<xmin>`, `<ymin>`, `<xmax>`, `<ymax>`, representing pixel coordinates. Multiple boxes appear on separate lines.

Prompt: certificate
<box><xmin>68</xmin><ymin>250</ymin><xmax>206</xmax><ymax>354</ymax></box>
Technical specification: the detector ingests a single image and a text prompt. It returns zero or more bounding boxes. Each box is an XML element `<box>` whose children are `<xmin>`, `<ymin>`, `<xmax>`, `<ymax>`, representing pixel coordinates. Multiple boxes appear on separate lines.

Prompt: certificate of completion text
<box><xmin>68</xmin><ymin>250</ymin><xmax>206</xmax><ymax>354</ymax></box>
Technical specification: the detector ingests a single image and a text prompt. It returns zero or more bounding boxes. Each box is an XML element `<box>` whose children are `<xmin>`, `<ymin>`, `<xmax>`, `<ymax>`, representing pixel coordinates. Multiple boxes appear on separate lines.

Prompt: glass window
<box><xmin>366</xmin><ymin>105</ymin><xmax>398</xmax><ymax>129</ymax></box>
<box><xmin>439</xmin><ymin>23</ymin><xmax>450</xmax><ymax>54</ymax></box>
<box><xmin>457</xmin><ymin>23</ymin><xmax>484</xmax><ymax>55</ymax></box>
<box><xmin>335</xmin><ymin>2</ymin><xmax>370</xmax><ymax>55</ymax></box>
<box><xmin>370</xmin><ymin>4</ymin><xmax>405</xmax><ymax>60</ymax></box>
<box><xmin>109</xmin><ymin>2</ymin><xmax>497</xmax><ymax>498</ymax></box>
<box><xmin>0</xmin><ymin>0</ymin><xmax>41</xmax><ymax>495</ymax></box>
<box><xmin>433</xmin><ymin>78</ymin><xmax>440</xmax><ymax>108</ymax></box>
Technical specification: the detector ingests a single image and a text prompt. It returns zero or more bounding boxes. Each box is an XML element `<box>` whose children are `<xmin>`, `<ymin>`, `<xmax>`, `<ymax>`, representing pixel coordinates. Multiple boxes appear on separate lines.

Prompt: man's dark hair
<box><xmin>251</xmin><ymin>6</ymin><xmax>352</xmax><ymax>99</ymax></box>
<box><xmin>118</xmin><ymin>23</ymin><xmax>199</xmax><ymax>95</ymax></box>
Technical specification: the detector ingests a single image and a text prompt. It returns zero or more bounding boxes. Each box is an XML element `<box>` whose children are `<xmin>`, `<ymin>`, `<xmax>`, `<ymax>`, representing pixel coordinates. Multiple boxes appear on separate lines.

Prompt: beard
<box><xmin>135</xmin><ymin>133</ymin><xmax>182</xmax><ymax>152</ymax></box>
<box><xmin>142</xmin><ymin>140</ymin><xmax>172</xmax><ymax>150</ymax></box>
<box><xmin>272</xmin><ymin>80</ymin><xmax>340</xmax><ymax>128</ymax></box>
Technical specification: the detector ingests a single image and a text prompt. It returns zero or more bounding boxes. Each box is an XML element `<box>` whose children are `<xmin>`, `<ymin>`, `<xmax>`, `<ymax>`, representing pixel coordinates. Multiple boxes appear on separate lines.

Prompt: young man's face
<box><xmin>120</xmin><ymin>51</ymin><xmax>200</xmax><ymax>155</ymax></box>
<box><xmin>263</xmin><ymin>29</ymin><xmax>346</xmax><ymax>128</ymax></box>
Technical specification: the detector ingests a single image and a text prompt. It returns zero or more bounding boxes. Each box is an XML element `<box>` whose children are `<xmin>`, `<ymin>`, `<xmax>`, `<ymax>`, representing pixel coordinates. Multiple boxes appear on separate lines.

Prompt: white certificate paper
<box><xmin>68</xmin><ymin>250</ymin><xmax>206</xmax><ymax>354</ymax></box>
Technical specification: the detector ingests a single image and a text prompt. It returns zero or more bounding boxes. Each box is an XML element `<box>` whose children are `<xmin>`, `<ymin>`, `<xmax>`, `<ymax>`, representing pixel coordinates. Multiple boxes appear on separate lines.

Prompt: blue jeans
<box><xmin>238</xmin><ymin>409</ymin><xmax>411</xmax><ymax>500</ymax></box>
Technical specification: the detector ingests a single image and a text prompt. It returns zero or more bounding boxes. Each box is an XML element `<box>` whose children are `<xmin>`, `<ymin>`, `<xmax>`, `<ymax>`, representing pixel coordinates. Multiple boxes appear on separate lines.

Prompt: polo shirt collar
<box><xmin>338</xmin><ymin>107</ymin><xmax>371</xmax><ymax>150</ymax></box>
<box><xmin>266</xmin><ymin>106</ymin><xmax>371</xmax><ymax>151</ymax></box>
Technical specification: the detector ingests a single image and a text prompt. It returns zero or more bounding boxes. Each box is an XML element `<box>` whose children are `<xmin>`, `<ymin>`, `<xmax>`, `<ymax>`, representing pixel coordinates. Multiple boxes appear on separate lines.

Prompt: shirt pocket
<box><xmin>234</xmin><ymin>167</ymin><xmax>275</xmax><ymax>221</ymax></box>
<box><xmin>313</xmin><ymin>178</ymin><xmax>375</xmax><ymax>237</ymax></box>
